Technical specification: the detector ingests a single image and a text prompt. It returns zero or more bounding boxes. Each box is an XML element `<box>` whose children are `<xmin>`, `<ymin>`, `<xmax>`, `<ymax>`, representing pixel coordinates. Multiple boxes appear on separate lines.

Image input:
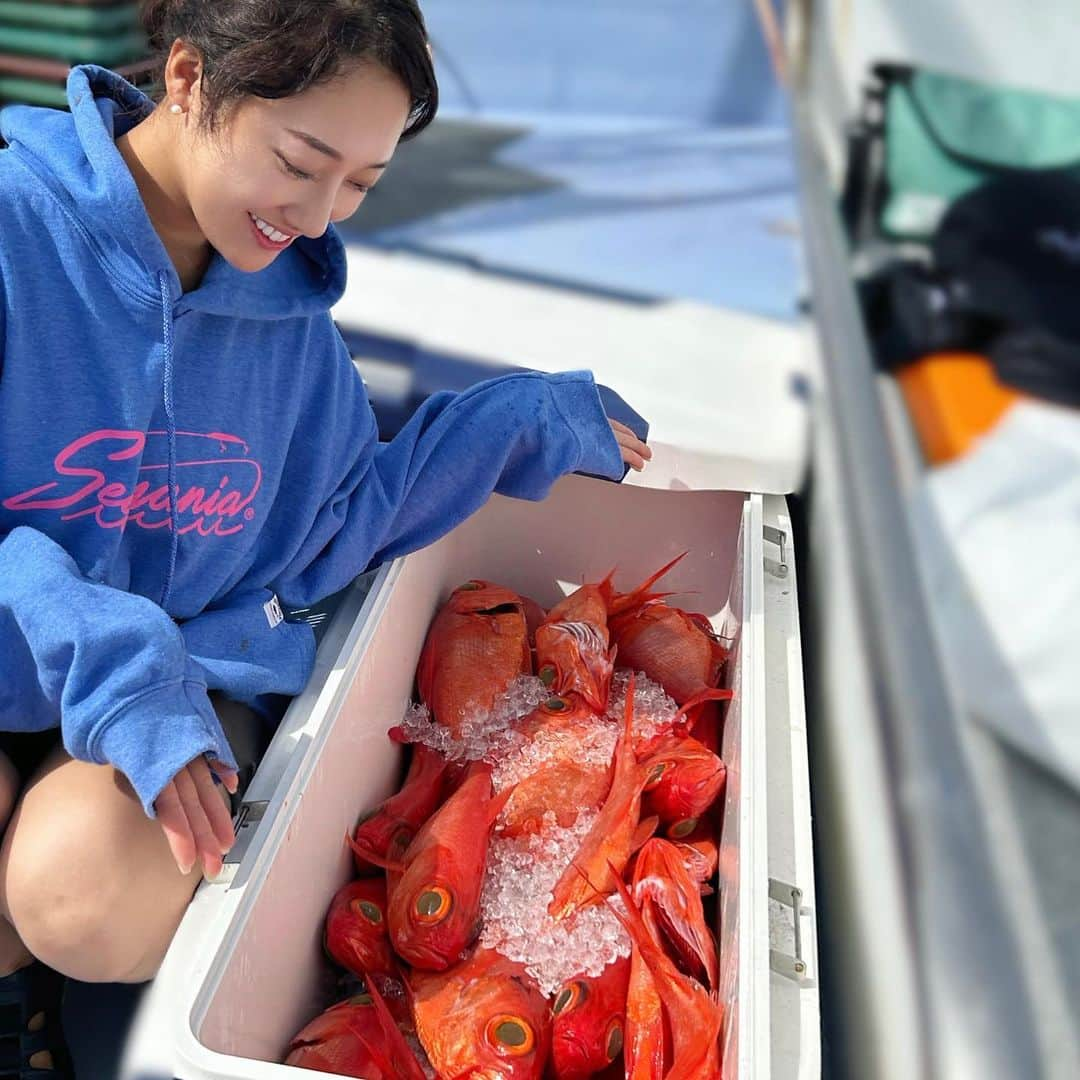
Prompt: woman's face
<box><xmin>182</xmin><ymin>62</ymin><xmax>412</xmax><ymax>272</ymax></box>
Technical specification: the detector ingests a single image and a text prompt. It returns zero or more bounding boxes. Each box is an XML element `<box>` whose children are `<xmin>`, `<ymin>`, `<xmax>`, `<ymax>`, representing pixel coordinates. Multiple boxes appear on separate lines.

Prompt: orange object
<box><xmin>897</xmin><ymin>353</ymin><xmax>1020</xmax><ymax>465</ymax></box>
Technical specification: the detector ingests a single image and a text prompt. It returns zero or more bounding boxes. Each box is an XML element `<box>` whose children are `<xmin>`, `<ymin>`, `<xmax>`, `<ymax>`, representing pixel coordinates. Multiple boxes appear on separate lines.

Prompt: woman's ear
<box><xmin>162</xmin><ymin>38</ymin><xmax>204</xmax><ymax>116</ymax></box>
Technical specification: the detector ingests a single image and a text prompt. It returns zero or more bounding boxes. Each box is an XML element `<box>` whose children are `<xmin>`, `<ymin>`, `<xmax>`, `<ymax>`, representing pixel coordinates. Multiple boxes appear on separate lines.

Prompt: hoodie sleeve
<box><xmin>0</xmin><ymin>526</ymin><xmax>239</xmax><ymax>817</ymax></box>
<box><xmin>273</xmin><ymin>333</ymin><xmax>624</xmax><ymax>608</ymax></box>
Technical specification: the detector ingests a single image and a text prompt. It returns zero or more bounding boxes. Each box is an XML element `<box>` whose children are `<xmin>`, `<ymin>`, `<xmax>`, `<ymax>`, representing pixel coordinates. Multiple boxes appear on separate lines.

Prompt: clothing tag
<box><xmin>263</xmin><ymin>594</ymin><xmax>285</xmax><ymax>629</ymax></box>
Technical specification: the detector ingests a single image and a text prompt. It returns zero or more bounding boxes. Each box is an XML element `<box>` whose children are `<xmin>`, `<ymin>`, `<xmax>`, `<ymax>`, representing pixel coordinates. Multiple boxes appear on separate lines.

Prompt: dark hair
<box><xmin>140</xmin><ymin>0</ymin><xmax>437</xmax><ymax>139</ymax></box>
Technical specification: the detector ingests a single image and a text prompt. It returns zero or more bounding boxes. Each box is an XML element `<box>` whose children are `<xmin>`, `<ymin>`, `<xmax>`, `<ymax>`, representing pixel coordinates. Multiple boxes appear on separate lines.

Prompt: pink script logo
<box><xmin>2</xmin><ymin>429</ymin><xmax>263</xmax><ymax>537</ymax></box>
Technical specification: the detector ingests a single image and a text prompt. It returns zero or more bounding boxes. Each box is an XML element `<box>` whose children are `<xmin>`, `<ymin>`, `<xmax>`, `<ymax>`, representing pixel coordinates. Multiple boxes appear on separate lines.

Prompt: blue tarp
<box><xmin>343</xmin><ymin>1</ymin><xmax>801</xmax><ymax>320</ymax></box>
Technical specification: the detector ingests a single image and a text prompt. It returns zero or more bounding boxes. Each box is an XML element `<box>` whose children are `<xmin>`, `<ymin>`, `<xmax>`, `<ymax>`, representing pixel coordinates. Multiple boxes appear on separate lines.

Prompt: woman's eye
<box><xmin>276</xmin><ymin>153</ymin><xmax>314</xmax><ymax>181</ymax></box>
<box><xmin>350</xmin><ymin>182</ymin><xmax>370</xmax><ymax>195</ymax></box>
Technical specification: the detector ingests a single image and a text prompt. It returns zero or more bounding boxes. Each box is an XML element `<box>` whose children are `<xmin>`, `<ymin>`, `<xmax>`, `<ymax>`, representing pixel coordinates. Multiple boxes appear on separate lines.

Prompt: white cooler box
<box><xmin>123</xmin><ymin>474</ymin><xmax>819</xmax><ymax>1080</ymax></box>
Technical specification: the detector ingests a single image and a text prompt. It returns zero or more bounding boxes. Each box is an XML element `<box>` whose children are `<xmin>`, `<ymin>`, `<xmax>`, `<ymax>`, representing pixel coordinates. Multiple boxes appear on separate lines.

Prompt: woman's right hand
<box><xmin>154</xmin><ymin>756</ymin><xmax>239</xmax><ymax>878</ymax></box>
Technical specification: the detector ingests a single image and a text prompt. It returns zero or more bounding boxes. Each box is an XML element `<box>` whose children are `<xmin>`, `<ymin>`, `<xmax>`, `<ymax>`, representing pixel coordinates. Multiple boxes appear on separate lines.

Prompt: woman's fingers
<box><xmin>190</xmin><ymin>757</ymin><xmax>236</xmax><ymax>856</ymax></box>
<box><xmin>173</xmin><ymin>765</ymin><xmax>224</xmax><ymax>879</ymax></box>
<box><xmin>155</xmin><ymin>780</ymin><xmax>198</xmax><ymax>877</ymax></box>
<box><xmin>609</xmin><ymin>419</ymin><xmax>652</xmax><ymax>471</ymax></box>
<box><xmin>208</xmin><ymin>758</ymin><xmax>240</xmax><ymax>796</ymax></box>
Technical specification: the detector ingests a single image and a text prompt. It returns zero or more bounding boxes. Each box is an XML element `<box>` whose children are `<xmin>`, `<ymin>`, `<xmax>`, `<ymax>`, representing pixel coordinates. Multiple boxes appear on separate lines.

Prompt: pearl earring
<box><xmin>169</xmin><ymin>103</ymin><xmax>183</xmax><ymax>115</ymax></box>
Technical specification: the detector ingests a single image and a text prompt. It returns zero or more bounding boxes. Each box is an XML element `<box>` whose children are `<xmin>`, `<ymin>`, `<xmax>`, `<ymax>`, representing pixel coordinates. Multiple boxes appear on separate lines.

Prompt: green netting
<box><xmin>0</xmin><ymin>75</ymin><xmax>67</xmax><ymax>107</ymax></box>
<box><xmin>0</xmin><ymin>2</ymin><xmax>138</xmax><ymax>34</ymax></box>
<box><xmin>0</xmin><ymin>24</ymin><xmax>146</xmax><ymax>66</ymax></box>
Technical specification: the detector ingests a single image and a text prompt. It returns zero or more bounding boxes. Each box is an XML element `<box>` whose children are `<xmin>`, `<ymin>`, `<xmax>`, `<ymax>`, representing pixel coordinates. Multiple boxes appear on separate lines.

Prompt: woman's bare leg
<box><xmin>0</xmin><ymin>734</ymin><xmax>234</xmax><ymax>985</ymax></box>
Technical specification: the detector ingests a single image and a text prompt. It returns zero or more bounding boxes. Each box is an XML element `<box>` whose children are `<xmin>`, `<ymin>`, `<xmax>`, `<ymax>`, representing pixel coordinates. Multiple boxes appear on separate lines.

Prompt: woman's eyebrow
<box><xmin>286</xmin><ymin>128</ymin><xmax>389</xmax><ymax>169</ymax></box>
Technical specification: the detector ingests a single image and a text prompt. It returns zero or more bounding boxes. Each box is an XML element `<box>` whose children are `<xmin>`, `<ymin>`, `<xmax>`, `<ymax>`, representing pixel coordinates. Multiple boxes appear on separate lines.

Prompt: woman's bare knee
<box><xmin>0</xmin><ymin>750</ymin><xmax>201</xmax><ymax>983</ymax></box>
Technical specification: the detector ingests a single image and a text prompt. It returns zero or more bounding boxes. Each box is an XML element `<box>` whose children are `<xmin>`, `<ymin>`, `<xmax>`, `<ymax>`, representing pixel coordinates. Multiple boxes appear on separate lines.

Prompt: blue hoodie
<box><xmin>0</xmin><ymin>67</ymin><xmax>624</xmax><ymax>815</ymax></box>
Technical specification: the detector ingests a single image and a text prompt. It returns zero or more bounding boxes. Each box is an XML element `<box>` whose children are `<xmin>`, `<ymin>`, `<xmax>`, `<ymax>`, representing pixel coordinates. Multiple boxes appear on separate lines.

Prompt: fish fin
<box><xmin>346</xmin><ymin>832</ymin><xmax>405</xmax><ymax>874</ymax></box>
<box><xmin>487</xmin><ymin>783</ymin><xmax>516</xmax><ymax>826</ymax></box>
<box><xmin>597</xmin><ymin>566</ymin><xmax>618</xmax><ymax>608</ymax></box>
<box><xmin>631</xmin><ymin>815</ymin><xmax>660</xmax><ymax>854</ymax></box>
<box><xmin>672</xmin><ymin>687</ymin><xmax>734</xmax><ymax>732</ymax></box>
<box><xmin>363</xmin><ymin>978</ymin><xmax>429</xmax><ymax>1080</ymax></box>
<box><xmin>609</xmin><ymin>552</ymin><xmax>689</xmax><ymax>615</ymax></box>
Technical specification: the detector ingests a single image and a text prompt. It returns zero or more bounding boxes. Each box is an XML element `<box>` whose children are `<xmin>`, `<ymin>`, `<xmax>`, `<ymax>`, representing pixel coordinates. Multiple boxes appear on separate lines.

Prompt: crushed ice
<box><xmin>396</xmin><ymin>676</ymin><xmax>549</xmax><ymax>762</ymax></box>
<box><xmin>480</xmin><ymin>810</ymin><xmax>631</xmax><ymax>996</ymax></box>
<box><xmin>393</xmin><ymin>669</ymin><xmax>685</xmax><ymax>996</ymax></box>
<box><xmin>607</xmin><ymin>668</ymin><xmax>679</xmax><ymax>744</ymax></box>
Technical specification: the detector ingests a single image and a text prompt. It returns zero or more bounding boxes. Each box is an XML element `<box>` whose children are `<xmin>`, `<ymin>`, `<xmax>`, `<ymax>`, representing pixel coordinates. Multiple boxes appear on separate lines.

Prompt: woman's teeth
<box><xmin>250</xmin><ymin>213</ymin><xmax>293</xmax><ymax>243</ymax></box>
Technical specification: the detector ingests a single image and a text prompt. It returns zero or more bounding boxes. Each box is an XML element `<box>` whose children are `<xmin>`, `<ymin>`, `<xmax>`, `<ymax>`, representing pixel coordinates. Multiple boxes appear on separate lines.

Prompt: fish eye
<box><xmin>668</xmin><ymin>817</ymin><xmax>699</xmax><ymax>839</ymax></box>
<box><xmin>552</xmin><ymin>980</ymin><xmax>588</xmax><ymax>1016</ymax></box>
<box><xmin>458</xmin><ymin>581</ymin><xmax>484</xmax><ymax>591</ymax></box>
<box><xmin>538</xmin><ymin>664</ymin><xmax>558</xmax><ymax>688</ymax></box>
<box><xmin>351</xmin><ymin>899</ymin><xmax>383</xmax><ymax>925</ymax></box>
<box><xmin>544</xmin><ymin>696</ymin><xmax>569</xmax><ymax>713</ymax></box>
<box><xmin>414</xmin><ymin>886</ymin><xmax>453</xmax><ymax>923</ymax></box>
<box><xmin>485</xmin><ymin>1014</ymin><xmax>536</xmax><ymax>1056</ymax></box>
<box><xmin>645</xmin><ymin>761</ymin><xmax>672</xmax><ymax>789</ymax></box>
<box><xmin>347</xmin><ymin>992</ymin><xmax>373</xmax><ymax>1006</ymax></box>
<box><xmin>606</xmin><ymin>1020</ymin><xmax>624</xmax><ymax>1061</ymax></box>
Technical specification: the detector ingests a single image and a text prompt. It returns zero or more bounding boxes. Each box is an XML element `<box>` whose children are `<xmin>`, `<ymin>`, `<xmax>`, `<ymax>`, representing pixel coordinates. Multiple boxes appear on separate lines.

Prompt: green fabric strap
<box><xmin>882</xmin><ymin>68</ymin><xmax>1080</xmax><ymax>239</ymax></box>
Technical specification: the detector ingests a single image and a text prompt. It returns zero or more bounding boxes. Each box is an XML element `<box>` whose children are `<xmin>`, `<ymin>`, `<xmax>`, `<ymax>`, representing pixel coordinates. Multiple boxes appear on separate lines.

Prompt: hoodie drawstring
<box><xmin>158</xmin><ymin>272</ymin><xmax>179</xmax><ymax>610</ymax></box>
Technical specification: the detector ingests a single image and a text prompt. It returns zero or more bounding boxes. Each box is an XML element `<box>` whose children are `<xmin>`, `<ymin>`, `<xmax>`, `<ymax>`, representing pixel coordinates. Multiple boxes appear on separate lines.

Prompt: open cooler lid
<box><xmin>334</xmin><ymin>247</ymin><xmax>815</xmax><ymax>496</ymax></box>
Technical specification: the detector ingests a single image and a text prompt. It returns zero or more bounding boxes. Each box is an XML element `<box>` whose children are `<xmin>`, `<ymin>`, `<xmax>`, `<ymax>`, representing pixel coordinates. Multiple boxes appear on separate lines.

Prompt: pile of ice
<box><xmin>491</xmin><ymin>719</ymin><xmax>617</xmax><ymax>793</ymax></box>
<box><xmin>607</xmin><ymin>668</ymin><xmax>680</xmax><ymax>744</ymax></box>
<box><xmin>480</xmin><ymin>810</ymin><xmax>630</xmax><ymax>996</ymax></box>
<box><xmin>395</xmin><ymin>675</ymin><xmax>550</xmax><ymax>762</ymax></box>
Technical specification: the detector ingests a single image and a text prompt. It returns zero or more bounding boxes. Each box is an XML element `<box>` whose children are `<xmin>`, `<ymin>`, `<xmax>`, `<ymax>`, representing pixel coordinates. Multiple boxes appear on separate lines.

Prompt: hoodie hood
<box><xmin>0</xmin><ymin>64</ymin><xmax>347</xmax><ymax>318</ymax></box>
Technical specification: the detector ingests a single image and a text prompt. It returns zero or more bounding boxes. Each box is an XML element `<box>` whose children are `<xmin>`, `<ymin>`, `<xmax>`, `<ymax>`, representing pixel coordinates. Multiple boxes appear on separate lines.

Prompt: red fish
<box><xmin>417</xmin><ymin>580</ymin><xmax>532</xmax><ymax>736</ymax></box>
<box><xmin>641</xmin><ymin>735</ymin><xmax>727</xmax><ymax>828</ymax></box>
<box><xmin>283</xmin><ymin>980</ymin><xmax>427</xmax><ymax>1080</ymax></box>
<box><xmin>549</xmin><ymin>955</ymin><xmax>631</xmax><ymax>1080</ymax></box>
<box><xmin>498</xmin><ymin>694</ymin><xmax>612</xmax><ymax>837</ymax></box>
<box><xmin>607</xmin><ymin>871</ymin><xmax>724</xmax><ymax>1080</ymax></box>
<box><xmin>548</xmin><ymin>677</ymin><xmax>652</xmax><ymax>921</ymax></box>
<box><xmin>387</xmin><ymin>762</ymin><xmax>509</xmax><ymax>971</ymax></box>
<box><xmin>535</xmin><ymin>583</ymin><xmax>616</xmax><ymax>711</ymax></box>
<box><xmin>624</xmin><ymin>945</ymin><xmax>665</xmax><ymax>1080</ymax></box>
<box><xmin>350</xmin><ymin>744</ymin><xmax>449</xmax><ymax>874</ymax></box>
<box><xmin>632</xmin><ymin>839</ymin><xmax>718</xmax><ymax>991</ymax></box>
<box><xmin>670</xmin><ymin>818</ymin><xmax>719</xmax><ymax>892</ymax></box>
<box><xmin>411</xmin><ymin>948</ymin><xmax>551</xmax><ymax>1080</ymax></box>
<box><xmin>324</xmin><ymin>879</ymin><xmax>397</xmax><ymax>984</ymax></box>
<box><xmin>610</xmin><ymin>574</ymin><xmax>730</xmax><ymax>727</ymax></box>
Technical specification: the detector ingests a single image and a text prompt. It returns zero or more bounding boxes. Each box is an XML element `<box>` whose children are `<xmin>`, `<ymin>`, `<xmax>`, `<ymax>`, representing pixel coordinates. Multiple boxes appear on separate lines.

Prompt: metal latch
<box><xmin>208</xmin><ymin>800</ymin><xmax>270</xmax><ymax>885</ymax></box>
<box><xmin>769</xmin><ymin>877</ymin><xmax>812</xmax><ymax>981</ymax></box>
<box><xmin>763</xmin><ymin>525</ymin><xmax>789</xmax><ymax>579</ymax></box>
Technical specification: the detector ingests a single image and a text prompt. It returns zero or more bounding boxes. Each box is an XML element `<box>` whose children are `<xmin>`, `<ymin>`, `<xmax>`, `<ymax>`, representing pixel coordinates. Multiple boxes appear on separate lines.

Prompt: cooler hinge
<box><xmin>208</xmin><ymin>800</ymin><xmax>270</xmax><ymax>885</ymax></box>
<box><xmin>763</xmin><ymin>524</ymin><xmax>789</xmax><ymax>578</ymax></box>
<box><xmin>769</xmin><ymin>877</ymin><xmax>813</xmax><ymax>982</ymax></box>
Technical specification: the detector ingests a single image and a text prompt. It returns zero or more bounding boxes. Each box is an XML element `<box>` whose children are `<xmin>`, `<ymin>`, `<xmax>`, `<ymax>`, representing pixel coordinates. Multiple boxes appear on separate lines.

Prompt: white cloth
<box><xmin>910</xmin><ymin>400</ymin><xmax>1080</xmax><ymax>792</ymax></box>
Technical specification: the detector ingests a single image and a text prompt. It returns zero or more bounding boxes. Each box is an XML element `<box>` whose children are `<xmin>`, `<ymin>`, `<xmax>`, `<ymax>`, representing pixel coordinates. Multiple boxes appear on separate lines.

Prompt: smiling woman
<box><xmin>116</xmin><ymin>0</ymin><xmax>436</xmax><ymax>287</ymax></box>
<box><xmin>0</xmin><ymin>1</ymin><xmax>648</xmax><ymax>1074</ymax></box>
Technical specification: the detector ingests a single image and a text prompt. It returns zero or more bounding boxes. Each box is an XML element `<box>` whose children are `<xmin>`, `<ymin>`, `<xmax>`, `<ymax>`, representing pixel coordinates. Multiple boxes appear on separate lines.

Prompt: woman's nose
<box><xmin>290</xmin><ymin>194</ymin><xmax>337</xmax><ymax>239</ymax></box>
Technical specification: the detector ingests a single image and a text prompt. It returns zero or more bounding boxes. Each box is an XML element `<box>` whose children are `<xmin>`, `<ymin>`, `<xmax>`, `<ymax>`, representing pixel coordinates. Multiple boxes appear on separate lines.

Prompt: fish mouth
<box><xmin>553</xmin><ymin>1031</ymin><xmax>593</xmax><ymax>1067</ymax></box>
<box><xmin>399</xmin><ymin>941</ymin><xmax>450</xmax><ymax>970</ymax></box>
